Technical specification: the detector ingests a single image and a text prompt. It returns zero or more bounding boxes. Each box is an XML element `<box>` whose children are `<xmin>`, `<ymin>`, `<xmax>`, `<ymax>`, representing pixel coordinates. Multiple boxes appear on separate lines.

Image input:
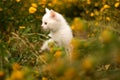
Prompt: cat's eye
<box><xmin>44</xmin><ymin>22</ymin><xmax>47</xmax><ymax>25</ymax></box>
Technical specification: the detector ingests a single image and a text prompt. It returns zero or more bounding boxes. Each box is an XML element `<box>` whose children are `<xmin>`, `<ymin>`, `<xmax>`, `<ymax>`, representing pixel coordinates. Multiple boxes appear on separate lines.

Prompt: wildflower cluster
<box><xmin>29</xmin><ymin>3</ymin><xmax>37</xmax><ymax>14</ymax></box>
<box><xmin>0</xmin><ymin>0</ymin><xmax>120</xmax><ymax>80</ymax></box>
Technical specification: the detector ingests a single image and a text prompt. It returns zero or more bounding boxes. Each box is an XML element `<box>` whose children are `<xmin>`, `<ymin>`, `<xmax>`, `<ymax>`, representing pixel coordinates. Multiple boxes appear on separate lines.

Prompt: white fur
<box><xmin>40</xmin><ymin>8</ymin><xmax>73</xmax><ymax>57</ymax></box>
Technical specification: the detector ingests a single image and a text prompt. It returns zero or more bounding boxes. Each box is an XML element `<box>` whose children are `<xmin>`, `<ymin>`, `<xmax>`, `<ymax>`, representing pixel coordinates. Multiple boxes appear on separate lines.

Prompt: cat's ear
<box><xmin>45</xmin><ymin>8</ymin><xmax>50</xmax><ymax>13</ymax></box>
<box><xmin>50</xmin><ymin>10</ymin><xmax>56</xmax><ymax>18</ymax></box>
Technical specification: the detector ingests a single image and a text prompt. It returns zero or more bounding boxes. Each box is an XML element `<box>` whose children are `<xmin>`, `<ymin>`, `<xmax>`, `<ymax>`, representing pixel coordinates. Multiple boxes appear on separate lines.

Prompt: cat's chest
<box><xmin>49</xmin><ymin>32</ymin><xmax>64</xmax><ymax>44</ymax></box>
<box><xmin>50</xmin><ymin>32</ymin><xmax>63</xmax><ymax>40</ymax></box>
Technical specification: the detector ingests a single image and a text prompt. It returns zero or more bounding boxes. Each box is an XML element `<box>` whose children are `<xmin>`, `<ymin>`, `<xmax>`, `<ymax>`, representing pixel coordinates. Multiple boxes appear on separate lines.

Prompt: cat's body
<box><xmin>40</xmin><ymin>8</ymin><xmax>73</xmax><ymax>57</ymax></box>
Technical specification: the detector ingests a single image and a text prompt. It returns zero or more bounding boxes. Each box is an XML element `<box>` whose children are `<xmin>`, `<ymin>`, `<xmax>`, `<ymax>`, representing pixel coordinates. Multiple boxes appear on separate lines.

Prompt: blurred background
<box><xmin>0</xmin><ymin>0</ymin><xmax>120</xmax><ymax>80</ymax></box>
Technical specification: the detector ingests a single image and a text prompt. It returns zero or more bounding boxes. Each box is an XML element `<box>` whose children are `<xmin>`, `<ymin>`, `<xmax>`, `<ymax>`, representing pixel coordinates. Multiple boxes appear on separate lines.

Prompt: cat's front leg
<box><xmin>39</xmin><ymin>39</ymin><xmax>54</xmax><ymax>53</ymax></box>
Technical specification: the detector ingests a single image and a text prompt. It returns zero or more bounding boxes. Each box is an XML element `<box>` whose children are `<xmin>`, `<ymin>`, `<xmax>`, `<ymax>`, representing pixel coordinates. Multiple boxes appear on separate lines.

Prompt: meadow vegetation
<box><xmin>0</xmin><ymin>0</ymin><xmax>120</xmax><ymax>80</ymax></box>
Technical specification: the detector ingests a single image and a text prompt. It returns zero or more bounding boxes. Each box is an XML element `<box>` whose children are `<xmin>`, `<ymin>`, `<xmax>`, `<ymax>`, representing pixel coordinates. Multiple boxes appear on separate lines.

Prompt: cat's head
<box><xmin>41</xmin><ymin>8</ymin><xmax>64</xmax><ymax>32</ymax></box>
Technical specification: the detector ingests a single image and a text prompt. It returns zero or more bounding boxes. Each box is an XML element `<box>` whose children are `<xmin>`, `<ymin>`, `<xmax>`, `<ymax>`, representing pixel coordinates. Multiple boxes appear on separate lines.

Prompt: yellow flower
<box><xmin>71</xmin><ymin>38</ymin><xmax>80</xmax><ymax>49</ymax></box>
<box><xmin>71</xmin><ymin>25</ymin><xmax>75</xmax><ymax>30</ymax></box>
<box><xmin>42</xmin><ymin>77</ymin><xmax>48</xmax><ymax>80</ymax></box>
<box><xmin>100</xmin><ymin>7</ymin><xmax>104</xmax><ymax>12</ymax></box>
<box><xmin>106</xmin><ymin>17</ymin><xmax>111</xmax><ymax>21</ymax></box>
<box><xmin>10</xmin><ymin>71</ymin><xmax>23</xmax><ymax>80</ymax></box>
<box><xmin>12</xmin><ymin>63</ymin><xmax>21</xmax><ymax>71</ymax></box>
<box><xmin>54</xmin><ymin>50</ymin><xmax>62</xmax><ymax>58</ymax></box>
<box><xmin>99</xmin><ymin>30</ymin><xmax>113</xmax><ymax>43</ymax></box>
<box><xmin>48</xmin><ymin>3</ymin><xmax>52</xmax><ymax>7</ymax></box>
<box><xmin>90</xmin><ymin>12</ymin><xmax>94</xmax><ymax>17</ymax></box>
<box><xmin>48</xmin><ymin>42</ymin><xmax>56</xmax><ymax>53</ymax></box>
<box><xmin>72</xmin><ymin>17</ymin><xmax>84</xmax><ymax>31</ymax></box>
<box><xmin>87</xmin><ymin>0</ymin><xmax>91</xmax><ymax>4</ymax></box>
<box><xmin>16</xmin><ymin>0</ymin><xmax>20</xmax><ymax>2</ymax></box>
<box><xmin>100</xmin><ymin>4</ymin><xmax>110</xmax><ymax>12</ymax></box>
<box><xmin>39</xmin><ymin>0</ymin><xmax>47</xmax><ymax>5</ymax></box>
<box><xmin>103</xmin><ymin>4</ymin><xmax>110</xmax><ymax>9</ymax></box>
<box><xmin>31</xmin><ymin>3</ymin><xmax>37</xmax><ymax>8</ymax></box>
<box><xmin>114</xmin><ymin>2</ymin><xmax>119</xmax><ymax>8</ymax></box>
<box><xmin>29</xmin><ymin>7</ymin><xmax>37</xmax><ymax>14</ymax></box>
<box><xmin>94</xmin><ymin>10</ymin><xmax>99</xmax><ymax>16</ymax></box>
<box><xmin>19</xmin><ymin>26</ymin><xmax>25</xmax><ymax>29</ymax></box>
<box><xmin>94</xmin><ymin>3</ymin><xmax>98</xmax><ymax>7</ymax></box>
<box><xmin>82</xmin><ymin>57</ymin><xmax>93</xmax><ymax>70</ymax></box>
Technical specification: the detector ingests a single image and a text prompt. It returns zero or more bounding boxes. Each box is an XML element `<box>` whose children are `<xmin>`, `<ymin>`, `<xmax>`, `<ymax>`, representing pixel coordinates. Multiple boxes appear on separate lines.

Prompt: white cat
<box><xmin>40</xmin><ymin>8</ymin><xmax>73</xmax><ymax>58</ymax></box>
